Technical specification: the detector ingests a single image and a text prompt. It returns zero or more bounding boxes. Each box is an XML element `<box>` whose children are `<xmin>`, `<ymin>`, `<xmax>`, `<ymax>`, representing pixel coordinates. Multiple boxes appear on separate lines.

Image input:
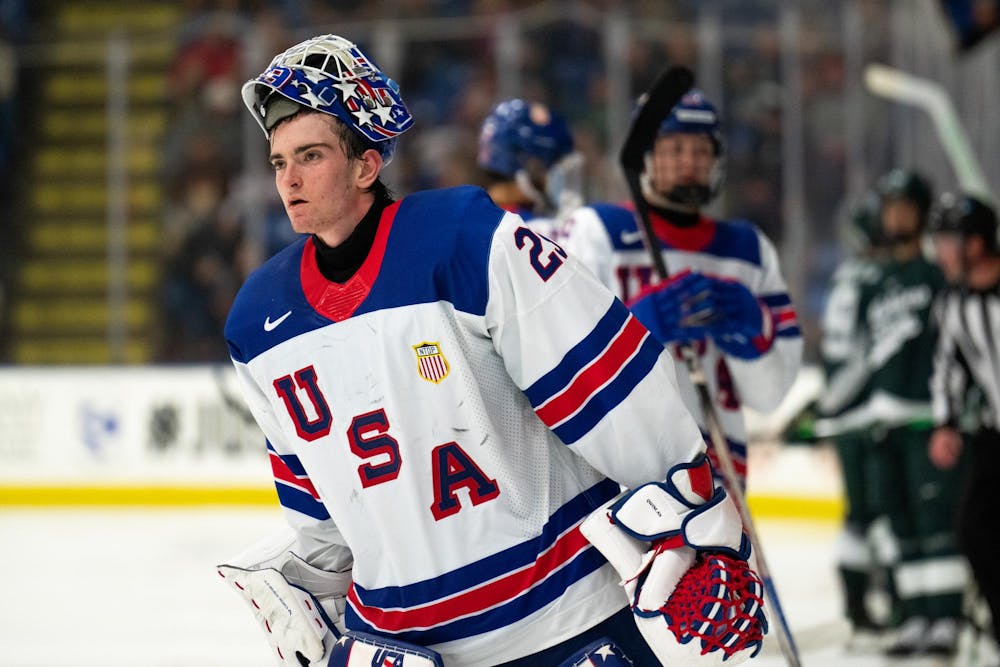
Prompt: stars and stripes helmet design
<box><xmin>241</xmin><ymin>34</ymin><xmax>413</xmax><ymax>164</ymax></box>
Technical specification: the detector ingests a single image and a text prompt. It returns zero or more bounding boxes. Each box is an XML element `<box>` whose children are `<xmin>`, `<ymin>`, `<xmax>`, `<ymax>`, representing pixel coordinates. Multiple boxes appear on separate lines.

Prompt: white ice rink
<box><xmin>1</xmin><ymin>507</ymin><xmax>992</xmax><ymax>666</ymax></box>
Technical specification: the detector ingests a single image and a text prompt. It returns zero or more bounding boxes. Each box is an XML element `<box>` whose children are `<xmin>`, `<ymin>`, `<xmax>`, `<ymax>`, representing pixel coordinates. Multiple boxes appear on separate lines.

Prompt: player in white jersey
<box><xmin>477</xmin><ymin>98</ymin><xmax>583</xmax><ymax>240</ymax></box>
<box><xmin>217</xmin><ymin>36</ymin><xmax>767</xmax><ymax>667</ymax></box>
<box><xmin>560</xmin><ymin>90</ymin><xmax>802</xmax><ymax>484</ymax></box>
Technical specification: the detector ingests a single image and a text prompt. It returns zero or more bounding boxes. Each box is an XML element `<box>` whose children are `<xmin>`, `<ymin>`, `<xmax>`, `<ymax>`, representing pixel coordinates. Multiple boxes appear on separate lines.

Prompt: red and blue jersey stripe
<box><xmin>523</xmin><ymin>300</ymin><xmax>664</xmax><ymax>445</ymax></box>
<box><xmin>268</xmin><ymin>440</ymin><xmax>330</xmax><ymax>521</ymax></box>
<box><xmin>343</xmin><ymin>478</ymin><xmax>621</xmax><ymax>645</ymax></box>
<box><xmin>760</xmin><ymin>293</ymin><xmax>800</xmax><ymax>338</ymax></box>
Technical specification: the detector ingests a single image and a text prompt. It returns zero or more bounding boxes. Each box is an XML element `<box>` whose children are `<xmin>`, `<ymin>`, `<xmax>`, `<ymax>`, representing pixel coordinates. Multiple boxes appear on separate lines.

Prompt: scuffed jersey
<box><xmin>224</xmin><ymin>186</ymin><xmax>706</xmax><ymax>666</ymax></box>
<box><xmin>560</xmin><ymin>202</ymin><xmax>803</xmax><ymax>479</ymax></box>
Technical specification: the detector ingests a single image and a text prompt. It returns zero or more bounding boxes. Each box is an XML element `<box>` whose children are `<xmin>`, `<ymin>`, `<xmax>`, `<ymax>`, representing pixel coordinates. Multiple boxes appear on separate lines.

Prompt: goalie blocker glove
<box><xmin>579</xmin><ymin>454</ymin><xmax>767</xmax><ymax>666</ymax></box>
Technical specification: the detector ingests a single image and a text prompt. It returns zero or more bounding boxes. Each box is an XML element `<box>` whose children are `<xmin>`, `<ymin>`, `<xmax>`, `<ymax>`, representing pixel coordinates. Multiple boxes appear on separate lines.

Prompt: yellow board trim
<box><xmin>0</xmin><ymin>485</ymin><xmax>277</xmax><ymax>507</ymax></box>
<box><xmin>1</xmin><ymin>485</ymin><xmax>843</xmax><ymax>521</ymax></box>
<box><xmin>747</xmin><ymin>494</ymin><xmax>843</xmax><ymax>522</ymax></box>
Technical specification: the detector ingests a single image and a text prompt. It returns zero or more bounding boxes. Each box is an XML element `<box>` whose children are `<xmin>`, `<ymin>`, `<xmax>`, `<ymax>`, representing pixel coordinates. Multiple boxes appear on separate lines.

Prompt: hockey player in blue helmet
<box><xmin>220</xmin><ymin>36</ymin><xmax>767</xmax><ymax>667</ymax></box>
<box><xmin>639</xmin><ymin>89</ymin><xmax>724</xmax><ymax>210</ymax></box>
<box><xmin>477</xmin><ymin>99</ymin><xmax>583</xmax><ymax>235</ymax></box>
<box><xmin>561</xmin><ymin>88</ymin><xmax>802</xmax><ymax>487</ymax></box>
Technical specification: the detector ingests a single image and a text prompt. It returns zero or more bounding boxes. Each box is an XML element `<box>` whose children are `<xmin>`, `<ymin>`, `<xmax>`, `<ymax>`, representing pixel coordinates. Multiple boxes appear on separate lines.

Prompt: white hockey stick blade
<box><xmin>864</xmin><ymin>63</ymin><xmax>994</xmax><ymax>203</ymax></box>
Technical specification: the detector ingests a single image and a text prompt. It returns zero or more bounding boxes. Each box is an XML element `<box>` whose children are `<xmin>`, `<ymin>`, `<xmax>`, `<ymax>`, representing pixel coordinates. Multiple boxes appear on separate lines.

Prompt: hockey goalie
<box><xmin>217</xmin><ymin>33</ymin><xmax>768</xmax><ymax>667</ymax></box>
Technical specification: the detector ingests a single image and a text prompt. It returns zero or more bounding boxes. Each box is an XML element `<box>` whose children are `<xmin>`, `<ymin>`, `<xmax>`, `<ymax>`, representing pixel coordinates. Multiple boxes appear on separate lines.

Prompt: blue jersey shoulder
<box><xmin>588</xmin><ymin>202</ymin><xmax>644</xmax><ymax>251</ymax></box>
<box><xmin>225</xmin><ymin>237</ymin><xmax>318</xmax><ymax>363</ymax></box>
<box><xmin>587</xmin><ymin>204</ymin><xmax>766</xmax><ymax>266</ymax></box>
<box><xmin>225</xmin><ymin>186</ymin><xmax>506</xmax><ymax>363</ymax></box>
<box><xmin>355</xmin><ymin>185</ymin><xmax>505</xmax><ymax>318</ymax></box>
<box><xmin>707</xmin><ymin>218</ymin><xmax>763</xmax><ymax>267</ymax></box>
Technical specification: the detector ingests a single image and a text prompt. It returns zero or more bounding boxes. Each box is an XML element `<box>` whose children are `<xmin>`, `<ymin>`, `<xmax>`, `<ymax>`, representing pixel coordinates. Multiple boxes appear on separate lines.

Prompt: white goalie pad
<box><xmin>218</xmin><ymin>527</ymin><xmax>352</xmax><ymax>666</ymax></box>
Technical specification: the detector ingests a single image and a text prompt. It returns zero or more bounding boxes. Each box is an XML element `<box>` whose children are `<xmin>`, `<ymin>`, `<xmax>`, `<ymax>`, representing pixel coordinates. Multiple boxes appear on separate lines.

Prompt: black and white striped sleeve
<box><xmin>931</xmin><ymin>290</ymin><xmax>965</xmax><ymax>428</ymax></box>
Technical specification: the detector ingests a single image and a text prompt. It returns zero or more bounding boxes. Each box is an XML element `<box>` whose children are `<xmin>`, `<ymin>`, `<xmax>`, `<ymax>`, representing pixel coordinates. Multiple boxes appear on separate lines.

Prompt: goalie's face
<box><xmin>269</xmin><ymin>112</ymin><xmax>382</xmax><ymax>246</ymax></box>
<box><xmin>648</xmin><ymin>133</ymin><xmax>716</xmax><ymax>196</ymax></box>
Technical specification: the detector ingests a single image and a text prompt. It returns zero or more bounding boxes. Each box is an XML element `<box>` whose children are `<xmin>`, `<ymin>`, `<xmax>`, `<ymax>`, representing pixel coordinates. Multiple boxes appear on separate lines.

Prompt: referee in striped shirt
<box><xmin>928</xmin><ymin>193</ymin><xmax>1000</xmax><ymax>648</ymax></box>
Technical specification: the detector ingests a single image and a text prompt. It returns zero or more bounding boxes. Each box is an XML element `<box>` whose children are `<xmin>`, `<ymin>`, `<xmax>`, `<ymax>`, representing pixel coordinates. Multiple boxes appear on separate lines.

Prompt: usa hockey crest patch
<box><xmin>413</xmin><ymin>342</ymin><xmax>450</xmax><ymax>384</ymax></box>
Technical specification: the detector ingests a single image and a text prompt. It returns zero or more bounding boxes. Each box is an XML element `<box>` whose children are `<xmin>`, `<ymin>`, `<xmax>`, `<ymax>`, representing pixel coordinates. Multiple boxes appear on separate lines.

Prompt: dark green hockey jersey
<box><xmin>820</xmin><ymin>257</ymin><xmax>883</xmax><ymax>418</ymax></box>
<box><xmin>857</xmin><ymin>255</ymin><xmax>944</xmax><ymax>426</ymax></box>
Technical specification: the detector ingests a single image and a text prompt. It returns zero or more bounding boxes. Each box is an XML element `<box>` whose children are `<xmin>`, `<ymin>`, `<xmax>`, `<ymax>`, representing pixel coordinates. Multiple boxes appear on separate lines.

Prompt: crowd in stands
<box><xmin>157</xmin><ymin>0</ymin><xmax>872</xmax><ymax>362</ymax></box>
<box><xmin>0</xmin><ymin>0</ymin><xmax>29</xmax><ymax>340</ymax></box>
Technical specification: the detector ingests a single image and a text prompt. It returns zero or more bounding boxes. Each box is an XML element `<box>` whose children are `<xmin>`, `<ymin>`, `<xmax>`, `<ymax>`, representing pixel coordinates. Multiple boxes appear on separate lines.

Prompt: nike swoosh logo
<box><xmin>620</xmin><ymin>230</ymin><xmax>645</xmax><ymax>245</ymax></box>
<box><xmin>263</xmin><ymin>311</ymin><xmax>292</xmax><ymax>332</ymax></box>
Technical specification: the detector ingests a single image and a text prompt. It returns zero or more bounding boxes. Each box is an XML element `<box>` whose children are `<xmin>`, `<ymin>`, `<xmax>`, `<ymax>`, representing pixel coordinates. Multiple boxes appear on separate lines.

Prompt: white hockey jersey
<box><xmin>225</xmin><ymin>186</ymin><xmax>707</xmax><ymax>666</ymax></box>
<box><xmin>560</xmin><ymin>203</ymin><xmax>803</xmax><ymax>479</ymax></box>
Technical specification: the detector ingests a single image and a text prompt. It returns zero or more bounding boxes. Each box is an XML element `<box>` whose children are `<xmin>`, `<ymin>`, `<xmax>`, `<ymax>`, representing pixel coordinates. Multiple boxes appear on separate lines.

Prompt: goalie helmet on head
<box><xmin>241</xmin><ymin>34</ymin><xmax>413</xmax><ymax>165</ymax></box>
<box><xmin>641</xmin><ymin>89</ymin><xmax>725</xmax><ymax>208</ymax></box>
<box><xmin>477</xmin><ymin>99</ymin><xmax>582</xmax><ymax>214</ymax></box>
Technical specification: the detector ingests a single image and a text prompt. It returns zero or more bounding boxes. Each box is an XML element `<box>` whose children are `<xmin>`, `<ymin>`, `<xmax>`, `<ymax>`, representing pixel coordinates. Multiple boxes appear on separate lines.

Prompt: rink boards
<box><xmin>0</xmin><ymin>365</ymin><xmax>841</xmax><ymax>520</ymax></box>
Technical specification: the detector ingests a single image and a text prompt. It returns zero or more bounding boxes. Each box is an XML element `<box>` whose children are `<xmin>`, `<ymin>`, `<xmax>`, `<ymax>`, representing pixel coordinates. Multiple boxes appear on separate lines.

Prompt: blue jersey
<box><xmin>225</xmin><ymin>186</ymin><xmax>707</xmax><ymax>665</ymax></box>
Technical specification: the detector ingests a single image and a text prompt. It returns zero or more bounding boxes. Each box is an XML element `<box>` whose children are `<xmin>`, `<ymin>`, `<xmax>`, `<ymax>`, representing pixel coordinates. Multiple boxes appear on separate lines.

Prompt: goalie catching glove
<box><xmin>579</xmin><ymin>454</ymin><xmax>767</xmax><ymax>666</ymax></box>
<box><xmin>217</xmin><ymin>528</ymin><xmax>444</xmax><ymax>667</ymax></box>
<box><xmin>217</xmin><ymin>528</ymin><xmax>349</xmax><ymax>665</ymax></box>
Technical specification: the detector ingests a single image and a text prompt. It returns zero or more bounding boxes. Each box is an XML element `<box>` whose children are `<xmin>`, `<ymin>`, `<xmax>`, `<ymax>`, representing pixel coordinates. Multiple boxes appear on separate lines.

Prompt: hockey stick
<box><xmin>620</xmin><ymin>66</ymin><xmax>804</xmax><ymax>667</ymax></box>
<box><xmin>864</xmin><ymin>63</ymin><xmax>994</xmax><ymax>204</ymax></box>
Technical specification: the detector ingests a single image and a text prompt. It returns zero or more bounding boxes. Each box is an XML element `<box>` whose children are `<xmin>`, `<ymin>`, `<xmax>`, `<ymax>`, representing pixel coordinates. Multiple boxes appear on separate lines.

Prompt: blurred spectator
<box><xmin>160</xmin><ymin>194</ymin><xmax>247</xmax><ymax>362</ymax></box>
<box><xmin>0</xmin><ymin>20</ymin><xmax>17</xmax><ymax>176</ymax></box>
<box><xmin>157</xmin><ymin>4</ymin><xmax>251</xmax><ymax>361</ymax></box>
<box><xmin>153</xmin><ymin>1</ymin><xmax>867</xmax><ymax>363</ymax></box>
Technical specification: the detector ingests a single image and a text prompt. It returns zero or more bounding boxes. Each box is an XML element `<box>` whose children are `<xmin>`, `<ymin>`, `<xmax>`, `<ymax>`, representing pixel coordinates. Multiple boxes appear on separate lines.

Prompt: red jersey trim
<box><xmin>534</xmin><ymin>316</ymin><xmax>650</xmax><ymax>428</ymax></box>
<box><xmin>650</xmin><ymin>210</ymin><xmax>716</xmax><ymax>251</ymax></box>
<box><xmin>300</xmin><ymin>201</ymin><xmax>402</xmax><ymax>322</ymax></box>
<box><xmin>346</xmin><ymin>526</ymin><xmax>592</xmax><ymax>631</ymax></box>
<box><xmin>270</xmin><ymin>451</ymin><xmax>321</xmax><ymax>500</ymax></box>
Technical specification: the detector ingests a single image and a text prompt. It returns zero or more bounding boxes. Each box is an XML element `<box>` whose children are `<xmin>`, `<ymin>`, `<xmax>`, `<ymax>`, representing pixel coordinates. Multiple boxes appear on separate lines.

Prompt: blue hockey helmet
<box><xmin>656</xmin><ymin>89</ymin><xmax>723</xmax><ymax>155</ymax></box>
<box><xmin>642</xmin><ymin>89</ymin><xmax>724</xmax><ymax>208</ymax></box>
<box><xmin>477</xmin><ymin>99</ymin><xmax>575</xmax><ymax>178</ymax></box>
<box><xmin>241</xmin><ymin>35</ymin><xmax>413</xmax><ymax>165</ymax></box>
